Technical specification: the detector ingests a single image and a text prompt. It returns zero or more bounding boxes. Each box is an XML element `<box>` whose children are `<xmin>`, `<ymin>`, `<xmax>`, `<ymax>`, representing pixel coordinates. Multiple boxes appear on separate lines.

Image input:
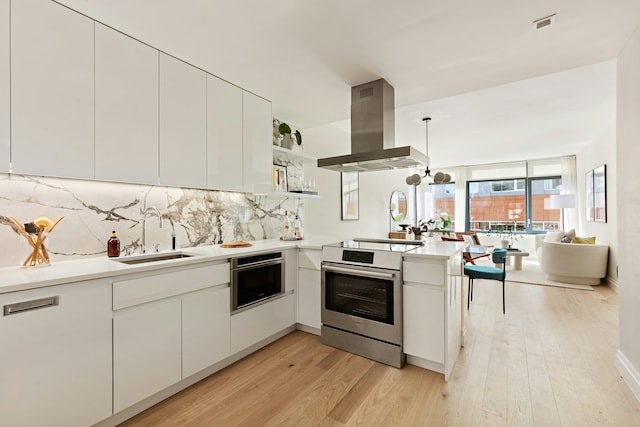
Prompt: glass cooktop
<box><xmin>325</xmin><ymin>238</ymin><xmax>423</xmax><ymax>253</ymax></box>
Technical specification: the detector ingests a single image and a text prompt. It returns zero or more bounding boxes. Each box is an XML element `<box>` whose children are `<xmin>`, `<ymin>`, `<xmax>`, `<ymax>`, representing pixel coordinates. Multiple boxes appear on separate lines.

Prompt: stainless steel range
<box><xmin>320</xmin><ymin>238</ymin><xmax>422</xmax><ymax>368</ymax></box>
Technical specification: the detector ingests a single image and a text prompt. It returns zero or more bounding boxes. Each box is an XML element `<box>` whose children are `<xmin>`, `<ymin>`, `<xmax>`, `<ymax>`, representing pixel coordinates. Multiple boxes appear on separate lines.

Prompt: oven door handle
<box><xmin>322</xmin><ymin>264</ymin><xmax>397</xmax><ymax>280</ymax></box>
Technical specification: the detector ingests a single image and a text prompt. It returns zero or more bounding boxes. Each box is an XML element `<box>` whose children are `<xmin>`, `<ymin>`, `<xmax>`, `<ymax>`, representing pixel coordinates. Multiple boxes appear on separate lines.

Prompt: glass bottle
<box><xmin>107</xmin><ymin>230</ymin><xmax>120</xmax><ymax>257</ymax></box>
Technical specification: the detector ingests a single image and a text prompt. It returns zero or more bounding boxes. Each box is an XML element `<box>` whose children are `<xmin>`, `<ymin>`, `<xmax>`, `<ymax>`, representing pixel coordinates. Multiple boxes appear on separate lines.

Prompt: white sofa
<box><xmin>535</xmin><ymin>234</ymin><xmax>609</xmax><ymax>285</ymax></box>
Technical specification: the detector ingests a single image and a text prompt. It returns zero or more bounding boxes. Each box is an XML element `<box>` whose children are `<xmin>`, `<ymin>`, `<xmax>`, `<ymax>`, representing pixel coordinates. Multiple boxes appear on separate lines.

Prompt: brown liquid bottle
<box><xmin>108</xmin><ymin>230</ymin><xmax>120</xmax><ymax>257</ymax></box>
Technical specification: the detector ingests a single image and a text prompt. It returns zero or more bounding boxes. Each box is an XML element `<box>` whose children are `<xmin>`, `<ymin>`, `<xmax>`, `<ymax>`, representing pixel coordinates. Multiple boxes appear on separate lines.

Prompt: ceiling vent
<box><xmin>533</xmin><ymin>14</ymin><xmax>557</xmax><ymax>30</ymax></box>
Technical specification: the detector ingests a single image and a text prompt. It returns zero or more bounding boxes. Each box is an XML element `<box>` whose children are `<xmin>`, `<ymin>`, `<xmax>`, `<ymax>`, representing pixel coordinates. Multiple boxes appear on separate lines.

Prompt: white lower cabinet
<box><xmin>403</xmin><ymin>284</ymin><xmax>445</xmax><ymax>363</ymax></box>
<box><xmin>230</xmin><ymin>293</ymin><xmax>295</xmax><ymax>354</ymax></box>
<box><xmin>402</xmin><ymin>254</ymin><xmax>463</xmax><ymax>380</ymax></box>
<box><xmin>112</xmin><ymin>262</ymin><xmax>230</xmax><ymax>413</ymax></box>
<box><xmin>297</xmin><ymin>248</ymin><xmax>321</xmax><ymax>331</ymax></box>
<box><xmin>0</xmin><ymin>279</ymin><xmax>112</xmax><ymax>427</ymax></box>
<box><xmin>182</xmin><ymin>286</ymin><xmax>230</xmax><ymax>378</ymax></box>
<box><xmin>297</xmin><ymin>268</ymin><xmax>321</xmax><ymax>330</ymax></box>
<box><xmin>113</xmin><ymin>298</ymin><xmax>182</xmax><ymax>413</ymax></box>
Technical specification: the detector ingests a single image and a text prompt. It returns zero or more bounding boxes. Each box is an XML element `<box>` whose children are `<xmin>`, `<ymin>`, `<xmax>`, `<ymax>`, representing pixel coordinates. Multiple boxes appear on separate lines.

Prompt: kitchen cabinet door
<box><xmin>182</xmin><ymin>286</ymin><xmax>230</xmax><ymax>378</ymax></box>
<box><xmin>230</xmin><ymin>293</ymin><xmax>295</xmax><ymax>354</ymax></box>
<box><xmin>206</xmin><ymin>74</ymin><xmax>243</xmax><ymax>191</ymax></box>
<box><xmin>113</xmin><ymin>298</ymin><xmax>182</xmax><ymax>413</ymax></box>
<box><xmin>242</xmin><ymin>91</ymin><xmax>272</xmax><ymax>193</ymax></box>
<box><xmin>95</xmin><ymin>23</ymin><xmax>159</xmax><ymax>184</ymax></box>
<box><xmin>403</xmin><ymin>283</ymin><xmax>445</xmax><ymax>364</ymax></box>
<box><xmin>0</xmin><ymin>279</ymin><xmax>112</xmax><ymax>427</ymax></box>
<box><xmin>159</xmin><ymin>53</ymin><xmax>207</xmax><ymax>188</ymax></box>
<box><xmin>11</xmin><ymin>0</ymin><xmax>94</xmax><ymax>179</ymax></box>
<box><xmin>297</xmin><ymin>268</ymin><xmax>321</xmax><ymax>330</ymax></box>
<box><xmin>0</xmin><ymin>0</ymin><xmax>8</xmax><ymax>172</ymax></box>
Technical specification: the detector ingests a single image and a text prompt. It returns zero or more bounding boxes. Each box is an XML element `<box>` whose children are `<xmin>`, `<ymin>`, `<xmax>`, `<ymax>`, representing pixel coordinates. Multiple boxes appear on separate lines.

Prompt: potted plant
<box><xmin>423</xmin><ymin>213</ymin><xmax>453</xmax><ymax>237</ymax></box>
<box><xmin>491</xmin><ymin>221</ymin><xmax>523</xmax><ymax>248</ymax></box>
<box><xmin>278</xmin><ymin>122</ymin><xmax>293</xmax><ymax>149</ymax></box>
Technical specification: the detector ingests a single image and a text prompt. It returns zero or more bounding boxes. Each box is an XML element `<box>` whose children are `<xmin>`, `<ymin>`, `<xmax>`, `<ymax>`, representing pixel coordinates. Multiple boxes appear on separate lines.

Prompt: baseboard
<box><xmin>604</xmin><ymin>274</ymin><xmax>619</xmax><ymax>292</ymax></box>
<box><xmin>296</xmin><ymin>323</ymin><xmax>320</xmax><ymax>336</ymax></box>
<box><xmin>616</xmin><ymin>350</ymin><xmax>640</xmax><ymax>402</ymax></box>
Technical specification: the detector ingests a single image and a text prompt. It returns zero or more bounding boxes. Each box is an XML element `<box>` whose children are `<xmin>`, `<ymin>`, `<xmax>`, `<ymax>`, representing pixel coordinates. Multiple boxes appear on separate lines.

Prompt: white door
<box><xmin>11</xmin><ymin>0</ymin><xmax>94</xmax><ymax>179</ymax></box>
<box><xmin>113</xmin><ymin>299</ymin><xmax>182</xmax><ymax>413</ymax></box>
<box><xmin>182</xmin><ymin>286</ymin><xmax>231</xmax><ymax>377</ymax></box>
<box><xmin>242</xmin><ymin>91</ymin><xmax>272</xmax><ymax>193</ymax></box>
<box><xmin>0</xmin><ymin>280</ymin><xmax>112</xmax><ymax>427</ymax></box>
<box><xmin>159</xmin><ymin>53</ymin><xmax>207</xmax><ymax>188</ymax></box>
<box><xmin>95</xmin><ymin>23</ymin><xmax>159</xmax><ymax>184</ymax></box>
<box><xmin>206</xmin><ymin>74</ymin><xmax>243</xmax><ymax>191</ymax></box>
<box><xmin>403</xmin><ymin>284</ymin><xmax>445</xmax><ymax>363</ymax></box>
<box><xmin>0</xmin><ymin>0</ymin><xmax>8</xmax><ymax>172</ymax></box>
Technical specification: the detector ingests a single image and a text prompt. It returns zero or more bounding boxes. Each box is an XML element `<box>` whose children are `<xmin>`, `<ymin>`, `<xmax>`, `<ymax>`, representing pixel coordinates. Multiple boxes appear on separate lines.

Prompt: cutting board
<box><xmin>220</xmin><ymin>241</ymin><xmax>253</xmax><ymax>248</ymax></box>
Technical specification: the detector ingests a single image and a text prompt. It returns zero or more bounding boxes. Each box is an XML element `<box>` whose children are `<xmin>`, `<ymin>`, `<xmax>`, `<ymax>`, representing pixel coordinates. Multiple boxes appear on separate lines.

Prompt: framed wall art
<box><xmin>585</xmin><ymin>164</ymin><xmax>607</xmax><ymax>222</ymax></box>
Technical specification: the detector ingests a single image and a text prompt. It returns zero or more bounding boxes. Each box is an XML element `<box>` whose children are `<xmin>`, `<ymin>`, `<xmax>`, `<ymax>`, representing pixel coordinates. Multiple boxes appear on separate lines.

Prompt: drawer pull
<box><xmin>4</xmin><ymin>296</ymin><xmax>59</xmax><ymax>316</ymax></box>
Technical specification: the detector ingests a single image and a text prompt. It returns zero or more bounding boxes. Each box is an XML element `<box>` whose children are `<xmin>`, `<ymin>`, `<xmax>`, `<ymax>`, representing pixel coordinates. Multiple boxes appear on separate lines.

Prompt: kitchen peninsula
<box><xmin>0</xmin><ymin>238</ymin><xmax>465</xmax><ymax>427</ymax></box>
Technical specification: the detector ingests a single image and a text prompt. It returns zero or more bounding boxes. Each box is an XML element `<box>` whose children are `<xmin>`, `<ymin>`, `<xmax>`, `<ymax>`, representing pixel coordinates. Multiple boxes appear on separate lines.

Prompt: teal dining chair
<box><xmin>464</xmin><ymin>248</ymin><xmax>508</xmax><ymax>314</ymax></box>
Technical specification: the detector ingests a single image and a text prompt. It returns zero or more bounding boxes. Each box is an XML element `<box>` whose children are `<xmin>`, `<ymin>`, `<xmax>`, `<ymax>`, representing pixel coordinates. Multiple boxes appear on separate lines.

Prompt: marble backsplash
<box><xmin>0</xmin><ymin>174</ymin><xmax>304</xmax><ymax>269</ymax></box>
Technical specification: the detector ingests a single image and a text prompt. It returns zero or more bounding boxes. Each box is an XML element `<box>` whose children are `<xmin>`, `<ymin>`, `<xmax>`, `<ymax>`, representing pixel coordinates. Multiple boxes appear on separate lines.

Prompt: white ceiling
<box><xmin>56</xmin><ymin>0</ymin><xmax>640</xmax><ymax>166</ymax></box>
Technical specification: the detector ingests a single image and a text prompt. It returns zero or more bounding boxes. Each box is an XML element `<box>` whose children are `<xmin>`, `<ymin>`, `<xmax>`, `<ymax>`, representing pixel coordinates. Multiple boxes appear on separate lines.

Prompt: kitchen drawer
<box><xmin>113</xmin><ymin>262</ymin><xmax>230</xmax><ymax>310</ymax></box>
<box><xmin>403</xmin><ymin>260</ymin><xmax>445</xmax><ymax>286</ymax></box>
<box><xmin>298</xmin><ymin>249</ymin><xmax>321</xmax><ymax>270</ymax></box>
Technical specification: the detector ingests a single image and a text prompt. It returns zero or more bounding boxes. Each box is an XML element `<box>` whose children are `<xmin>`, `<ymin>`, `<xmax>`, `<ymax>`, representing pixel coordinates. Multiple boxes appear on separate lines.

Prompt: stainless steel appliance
<box><xmin>231</xmin><ymin>252</ymin><xmax>284</xmax><ymax>313</ymax></box>
<box><xmin>317</xmin><ymin>79</ymin><xmax>429</xmax><ymax>172</ymax></box>
<box><xmin>321</xmin><ymin>238</ymin><xmax>422</xmax><ymax>368</ymax></box>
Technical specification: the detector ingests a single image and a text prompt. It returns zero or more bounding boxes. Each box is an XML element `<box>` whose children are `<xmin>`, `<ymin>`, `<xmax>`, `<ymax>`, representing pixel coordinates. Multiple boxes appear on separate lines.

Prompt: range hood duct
<box><xmin>317</xmin><ymin>79</ymin><xmax>429</xmax><ymax>172</ymax></box>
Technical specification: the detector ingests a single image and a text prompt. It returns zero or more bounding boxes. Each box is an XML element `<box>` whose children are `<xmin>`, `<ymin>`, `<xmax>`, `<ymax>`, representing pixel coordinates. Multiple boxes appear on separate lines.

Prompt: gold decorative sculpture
<box><xmin>7</xmin><ymin>215</ymin><xmax>64</xmax><ymax>267</ymax></box>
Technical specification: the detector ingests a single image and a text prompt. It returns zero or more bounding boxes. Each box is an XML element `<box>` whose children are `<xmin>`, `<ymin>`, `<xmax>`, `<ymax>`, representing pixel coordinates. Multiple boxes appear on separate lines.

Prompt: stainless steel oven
<box><xmin>321</xmin><ymin>239</ymin><xmax>421</xmax><ymax>368</ymax></box>
<box><xmin>231</xmin><ymin>252</ymin><xmax>283</xmax><ymax>313</ymax></box>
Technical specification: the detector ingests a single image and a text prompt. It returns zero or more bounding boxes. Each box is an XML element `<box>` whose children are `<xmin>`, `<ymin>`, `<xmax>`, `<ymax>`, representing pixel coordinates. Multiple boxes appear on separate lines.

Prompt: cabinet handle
<box><xmin>3</xmin><ymin>296</ymin><xmax>59</xmax><ymax>316</ymax></box>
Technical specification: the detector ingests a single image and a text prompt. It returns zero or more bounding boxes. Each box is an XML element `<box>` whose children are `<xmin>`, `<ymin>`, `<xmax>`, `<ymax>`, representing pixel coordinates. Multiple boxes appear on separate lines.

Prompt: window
<box><xmin>466</xmin><ymin>176</ymin><xmax>561</xmax><ymax>233</ymax></box>
<box><xmin>529</xmin><ymin>177</ymin><xmax>562</xmax><ymax>231</ymax></box>
<box><xmin>430</xmin><ymin>183</ymin><xmax>456</xmax><ymax>229</ymax></box>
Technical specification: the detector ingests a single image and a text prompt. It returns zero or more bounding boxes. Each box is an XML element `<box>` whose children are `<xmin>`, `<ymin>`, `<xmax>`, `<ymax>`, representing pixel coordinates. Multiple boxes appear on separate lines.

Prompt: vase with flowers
<box><xmin>490</xmin><ymin>220</ymin><xmax>523</xmax><ymax>248</ymax></box>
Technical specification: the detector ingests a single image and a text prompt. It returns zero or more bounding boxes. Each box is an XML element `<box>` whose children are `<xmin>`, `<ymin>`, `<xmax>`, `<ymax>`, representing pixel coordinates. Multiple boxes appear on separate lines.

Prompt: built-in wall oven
<box><xmin>231</xmin><ymin>251</ymin><xmax>283</xmax><ymax>313</ymax></box>
<box><xmin>321</xmin><ymin>239</ymin><xmax>422</xmax><ymax>368</ymax></box>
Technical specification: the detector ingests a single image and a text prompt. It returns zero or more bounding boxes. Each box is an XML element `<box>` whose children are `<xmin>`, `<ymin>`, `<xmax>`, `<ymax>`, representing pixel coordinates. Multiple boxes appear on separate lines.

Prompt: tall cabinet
<box><xmin>159</xmin><ymin>53</ymin><xmax>207</xmax><ymax>189</ymax></box>
<box><xmin>95</xmin><ymin>23</ymin><xmax>159</xmax><ymax>185</ymax></box>
<box><xmin>206</xmin><ymin>75</ymin><xmax>243</xmax><ymax>191</ymax></box>
<box><xmin>0</xmin><ymin>0</ymin><xmax>8</xmax><ymax>173</ymax></box>
<box><xmin>243</xmin><ymin>91</ymin><xmax>272</xmax><ymax>193</ymax></box>
<box><xmin>10</xmin><ymin>0</ymin><xmax>94</xmax><ymax>179</ymax></box>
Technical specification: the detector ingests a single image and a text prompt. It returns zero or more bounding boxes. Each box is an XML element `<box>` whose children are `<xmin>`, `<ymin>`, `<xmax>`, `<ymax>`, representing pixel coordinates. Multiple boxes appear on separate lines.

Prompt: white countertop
<box><xmin>403</xmin><ymin>240</ymin><xmax>467</xmax><ymax>260</ymax></box>
<box><xmin>0</xmin><ymin>236</ymin><xmax>464</xmax><ymax>294</ymax></box>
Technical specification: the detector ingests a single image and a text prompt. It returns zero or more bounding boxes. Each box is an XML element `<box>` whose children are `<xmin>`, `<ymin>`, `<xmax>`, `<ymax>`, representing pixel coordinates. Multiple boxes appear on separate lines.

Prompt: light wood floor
<box><xmin>120</xmin><ymin>281</ymin><xmax>640</xmax><ymax>426</ymax></box>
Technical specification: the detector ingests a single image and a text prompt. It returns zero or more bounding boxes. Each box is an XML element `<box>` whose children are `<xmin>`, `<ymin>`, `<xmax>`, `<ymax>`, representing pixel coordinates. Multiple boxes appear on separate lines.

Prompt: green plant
<box><xmin>294</xmin><ymin>130</ymin><xmax>302</xmax><ymax>145</ymax></box>
<box><xmin>423</xmin><ymin>213</ymin><xmax>453</xmax><ymax>235</ymax></box>
<box><xmin>490</xmin><ymin>221</ymin><xmax>524</xmax><ymax>246</ymax></box>
<box><xmin>278</xmin><ymin>122</ymin><xmax>291</xmax><ymax>135</ymax></box>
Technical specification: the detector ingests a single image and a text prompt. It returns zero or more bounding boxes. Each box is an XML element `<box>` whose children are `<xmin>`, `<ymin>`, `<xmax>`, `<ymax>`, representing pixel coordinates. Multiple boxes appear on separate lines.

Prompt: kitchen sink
<box><xmin>113</xmin><ymin>252</ymin><xmax>195</xmax><ymax>265</ymax></box>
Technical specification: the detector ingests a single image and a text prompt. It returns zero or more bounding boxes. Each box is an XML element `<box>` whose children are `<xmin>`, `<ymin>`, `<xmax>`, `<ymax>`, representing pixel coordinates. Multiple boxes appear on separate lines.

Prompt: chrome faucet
<box><xmin>141</xmin><ymin>206</ymin><xmax>163</xmax><ymax>254</ymax></box>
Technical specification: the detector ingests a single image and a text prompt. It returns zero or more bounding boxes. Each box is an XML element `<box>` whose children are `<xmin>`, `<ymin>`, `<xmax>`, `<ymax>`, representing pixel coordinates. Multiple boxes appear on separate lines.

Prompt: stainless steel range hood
<box><xmin>317</xmin><ymin>79</ymin><xmax>429</xmax><ymax>172</ymax></box>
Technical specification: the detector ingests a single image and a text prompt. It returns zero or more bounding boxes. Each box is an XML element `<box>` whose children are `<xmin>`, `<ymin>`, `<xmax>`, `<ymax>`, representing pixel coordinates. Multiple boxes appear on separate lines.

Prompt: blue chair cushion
<box><xmin>464</xmin><ymin>264</ymin><xmax>505</xmax><ymax>281</ymax></box>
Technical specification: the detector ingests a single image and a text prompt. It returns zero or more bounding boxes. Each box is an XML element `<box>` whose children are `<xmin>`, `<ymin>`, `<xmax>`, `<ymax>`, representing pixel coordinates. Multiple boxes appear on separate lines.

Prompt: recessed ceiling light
<box><xmin>533</xmin><ymin>14</ymin><xmax>557</xmax><ymax>30</ymax></box>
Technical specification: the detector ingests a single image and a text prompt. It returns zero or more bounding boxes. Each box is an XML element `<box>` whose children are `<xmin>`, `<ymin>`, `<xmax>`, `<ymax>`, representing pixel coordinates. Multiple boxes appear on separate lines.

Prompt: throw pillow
<box><xmin>563</xmin><ymin>229</ymin><xmax>576</xmax><ymax>241</ymax></box>
<box><xmin>571</xmin><ymin>236</ymin><xmax>596</xmax><ymax>244</ymax></box>
<box><xmin>545</xmin><ymin>230</ymin><xmax>564</xmax><ymax>243</ymax></box>
<box><xmin>560</xmin><ymin>236</ymin><xmax>572</xmax><ymax>243</ymax></box>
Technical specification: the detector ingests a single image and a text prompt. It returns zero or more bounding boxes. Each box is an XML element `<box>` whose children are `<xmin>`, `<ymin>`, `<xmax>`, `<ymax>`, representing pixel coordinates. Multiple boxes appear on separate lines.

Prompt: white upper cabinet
<box><xmin>95</xmin><ymin>23</ymin><xmax>159</xmax><ymax>184</ymax></box>
<box><xmin>11</xmin><ymin>0</ymin><xmax>94</xmax><ymax>179</ymax></box>
<box><xmin>206</xmin><ymin>75</ymin><xmax>243</xmax><ymax>191</ymax></box>
<box><xmin>0</xmin><ymin>0</ymin><xmax>8</xmax><ymax>173</ymax></box>
<box><xmin>242</xmin><ymin>91</ymin><xmax>272</xmax><ymax>193</ymax></box>
<box><xmin>159</xmin><ymin>53</ymin><xmax>207</xmax><ymax>188</ymax></box>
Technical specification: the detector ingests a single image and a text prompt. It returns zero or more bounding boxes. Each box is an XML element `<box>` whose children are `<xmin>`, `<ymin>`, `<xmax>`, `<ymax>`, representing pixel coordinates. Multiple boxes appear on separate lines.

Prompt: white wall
<box><xmin>302</xmin><ymin>121</ymin><xmax>416</xmax><ymax>240</ymax></box>
<box><xmin>616</xmin><ymin>24</ymin><xmax>640</xmax><ymax>401</ymax></box>
<box><xmin>576</xmin><ymin>122</ymin><xmax>619</xmax><ymax>284</ymax></box>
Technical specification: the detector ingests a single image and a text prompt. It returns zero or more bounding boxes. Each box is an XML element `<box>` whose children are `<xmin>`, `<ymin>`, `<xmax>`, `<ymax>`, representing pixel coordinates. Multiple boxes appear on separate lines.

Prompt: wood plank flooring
<box><xmin>120</xmin><ymin>281</ymin><xmax>640</xmax><ymax>426</ymax></box>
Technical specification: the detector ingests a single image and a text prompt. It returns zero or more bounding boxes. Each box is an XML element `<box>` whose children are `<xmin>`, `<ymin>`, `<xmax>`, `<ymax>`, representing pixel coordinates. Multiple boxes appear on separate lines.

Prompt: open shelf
<box><xmin>272</xmin><ymin>146</ymin><xmax>317</xmax><ymax>162</ymax></box>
